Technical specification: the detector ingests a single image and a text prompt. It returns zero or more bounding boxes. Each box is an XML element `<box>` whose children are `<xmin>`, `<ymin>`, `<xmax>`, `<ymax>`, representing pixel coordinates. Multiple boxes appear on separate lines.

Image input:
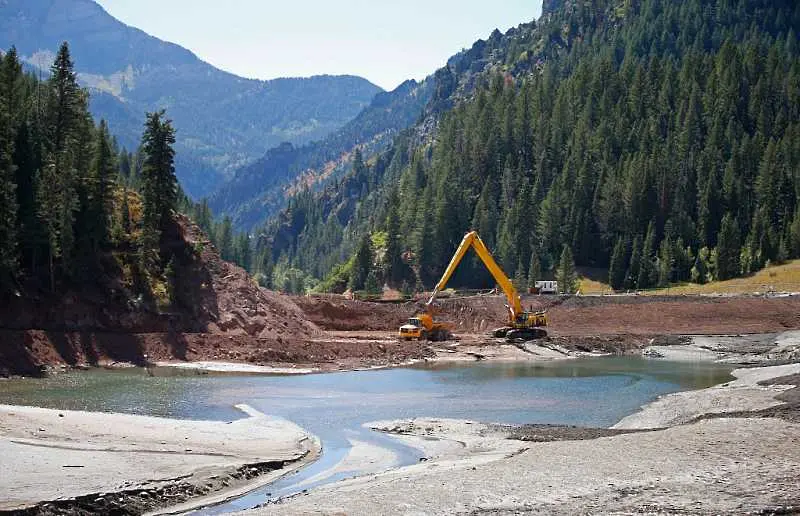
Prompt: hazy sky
<box><xmin>94</xmin><ymin>0</ymin><xmax>543</xmax><ymax>91</ymax></box>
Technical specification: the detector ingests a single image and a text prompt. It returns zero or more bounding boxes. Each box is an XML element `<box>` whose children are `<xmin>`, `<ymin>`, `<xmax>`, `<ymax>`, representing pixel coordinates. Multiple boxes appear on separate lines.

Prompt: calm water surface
<box><xmin>0</xmin><ymin>357</ymin><xmax>734</xmax><ymax>512</ymax></box>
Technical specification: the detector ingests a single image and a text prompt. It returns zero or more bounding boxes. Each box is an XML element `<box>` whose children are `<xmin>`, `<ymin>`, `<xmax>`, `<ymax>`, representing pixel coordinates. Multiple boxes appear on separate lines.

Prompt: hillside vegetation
<box><xmin>255</xmin><ymin>0</ymin><xmax>800</xmax><ymax>297</ymax></box>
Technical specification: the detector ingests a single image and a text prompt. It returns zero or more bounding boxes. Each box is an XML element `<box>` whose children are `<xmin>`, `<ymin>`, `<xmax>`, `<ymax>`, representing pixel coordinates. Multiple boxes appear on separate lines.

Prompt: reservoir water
<box><xmin>0</xmin><ymin>357</ymin><xmax>734</xmax><ymax>512</ymax></box>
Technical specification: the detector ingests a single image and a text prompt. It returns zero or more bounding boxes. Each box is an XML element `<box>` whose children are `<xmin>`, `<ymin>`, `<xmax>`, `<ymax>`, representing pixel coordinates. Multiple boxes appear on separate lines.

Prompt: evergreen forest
<box><xmin>258</xmin><ymin>0</ymin><xmax>800</xmax><ymax>295</ymax></box>
<box><xmin>0</xmin><ymin>42</ymin><xmax>185</xmax><ymax>304</ymax></box>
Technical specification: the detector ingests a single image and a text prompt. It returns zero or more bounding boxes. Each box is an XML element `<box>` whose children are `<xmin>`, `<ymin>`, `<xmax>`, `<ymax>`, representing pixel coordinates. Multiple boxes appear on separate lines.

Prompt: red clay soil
<box><xmin>0</xmin><ymin>330</ymin><xmax>433</xmax><ymax>376</ymax></box>
<box><xmin>0</xmin><ymin>215</ymin><xmax>322</xmax><ymax>376</ymax></box>
<box><xmin>294</xmin><ymin>293</ymin><xmax>800</xmax><ymax>337</ymax></box>
<box><xmin>547</xmin><ymin>295</ymin><xmax>800</xmax><ymax>336</ymax></box>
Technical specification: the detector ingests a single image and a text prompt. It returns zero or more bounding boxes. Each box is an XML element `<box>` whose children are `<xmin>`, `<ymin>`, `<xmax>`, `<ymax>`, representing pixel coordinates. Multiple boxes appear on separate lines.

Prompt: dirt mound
<box><xmin>293</xmin><ymin>294</ymin><xmax>514</xmax><ymax>333</ymax></box>
<box><xmin>548</xmin><ymin>296</ymin><xmax>800</xmax><ymax>336</ymax></box>
<box><xmin>0</xmin><ymin>215</ymin><xmax>318</xmax><ymax>340</ymax></box>
<box><xmin>292</xmin><ymin>297</ymin><xmax>414</xmax><ymax>331</ymax></box>
<box><xmin>0</xmin><ymin>215</ymin><xmax>323</xmax><ymax>376</ymax></box>
<box><xmin>167</xmin><ymin>215</ymin><xmax>320</xmax><ymax>340</ymax></box>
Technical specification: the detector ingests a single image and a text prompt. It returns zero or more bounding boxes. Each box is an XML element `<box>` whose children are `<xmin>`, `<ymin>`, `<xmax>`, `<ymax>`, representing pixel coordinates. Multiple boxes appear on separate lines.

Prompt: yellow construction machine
<box><xmin>398</xmin><ymin>231</ymin><xmax>548</xmax><ymax>342</ymax></box>
<box><xmin>398</xmin><ymin>312</ymin><xmax>453</xmax><ymax>341</ymax></box>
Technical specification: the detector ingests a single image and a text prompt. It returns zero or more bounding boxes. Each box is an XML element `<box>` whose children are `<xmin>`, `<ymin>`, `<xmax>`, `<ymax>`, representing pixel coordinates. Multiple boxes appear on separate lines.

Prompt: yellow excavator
<box><xmin>398</xmin><ymin>231</ymin><xmax>548</xmax><ymax>342</ymax></box>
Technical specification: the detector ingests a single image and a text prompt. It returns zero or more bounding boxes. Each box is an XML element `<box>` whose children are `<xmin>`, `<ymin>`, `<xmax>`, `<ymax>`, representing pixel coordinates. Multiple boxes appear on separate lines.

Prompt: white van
<box><xmin>534</xmin><ymin>281</ymin><xmax>559</xmax><ymax>294</ymax></box>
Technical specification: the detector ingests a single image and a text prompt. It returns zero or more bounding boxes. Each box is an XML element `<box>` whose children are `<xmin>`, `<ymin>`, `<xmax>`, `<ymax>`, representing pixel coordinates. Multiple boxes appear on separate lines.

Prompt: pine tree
<box><xmin>39</xmin><ymin>42</ymin><xmax>85</xmax><ymax>289</ymax></box>
<box><xmin>258</xmin><ymin>249</ymin><xmax>274</xmax><ymax>289</ymax></box>
<box><xmin>0</xmin><ymin>56</ymin><xmax>18</xmax><ymax>290</ymax></box>
<box><xmin>625</xmin><ymin>236</ymin><xmax>642</xmax><ymax>290</ymax></box>
<box><xmin>716</xmin><ymin>213</ymin><xmax>741</xmax><ymax>280</ymax></box>
<box><xmin>527</xmin><ymin>250</ymin><xmax>542</xmax><ymax>288</ymax></box>
<box><xmin>556</xmin><ymin>245</ymin><xmax>578</xmax><ymax>294</ymax></box>
<box><xmin>36</xmin><ymin>161</ymin><xmax>63</xmax><ymax>291</ymax></box>
<box><xmin>218</xmin><ymin>216</ymin><xmax>234</xmax><ymax>262</ymax></box>
<box><xmin>140</xmin><ymin>109</ymin><xmax>177</xmax><ymax>268</ymax></box>
<box><xmin>790</xmin><ymin>211</ymin><xmax>800</xmax><ymax>259</ymax></box>
<box><xmin>637</xmin><ymin>222</ymin><xmax>658</xmax><ymax>289</ymax></box>
<box><xmin>348</xmin><ymin>235</ymin><xmax>372</xmax><ymax>291</ymax></box>
<box><xmin>13</xmin><ymin>121</ymin><xmax>39</xmax><ymax>273</ymax></box>
<box><xmin>608</xmin><ymin>236</ymin><xmax>628</xmax><ymax>291</ymax></box>
<box><xmin>513</xmin><ymin>257</ymin><xmax>527</xmax><ymax>292</ymax></box>
<box><xmin>384</xmin><ymin>189</ymin><xmax>405</xmax><ymax>285</ymax></box>
<box><xmin>658</xmin><ymin>236</ymin><xmax>675</xmax><ymax>287</ymax></box>
<box><xmin>90</xmin><ymin>120</ymin><xmax>117</xmax><ymax>251</ymax></box>
<box><xmin>196</xmin><ymin>198</ymin><xmax>213</xmax><ymax>236</ymax></box>
<box><xmin>235</xmin><ymin>233</ymin><xmax>252</xmax><ymax>271</ymax></box>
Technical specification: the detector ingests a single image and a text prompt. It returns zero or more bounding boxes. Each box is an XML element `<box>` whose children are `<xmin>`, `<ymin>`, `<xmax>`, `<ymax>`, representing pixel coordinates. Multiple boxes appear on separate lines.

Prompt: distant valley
<box><xmin>0</xmin><ymin>0</ymin><xmax>382</xmax><ymax>197</ymax></box>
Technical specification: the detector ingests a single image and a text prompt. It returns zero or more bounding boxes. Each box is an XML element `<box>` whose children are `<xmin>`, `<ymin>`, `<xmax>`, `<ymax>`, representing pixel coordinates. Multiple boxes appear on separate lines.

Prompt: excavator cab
<box><xmin>516</xmin><ymin>310</ymin><xmax>548</xmax><ymax>328</ymax></box>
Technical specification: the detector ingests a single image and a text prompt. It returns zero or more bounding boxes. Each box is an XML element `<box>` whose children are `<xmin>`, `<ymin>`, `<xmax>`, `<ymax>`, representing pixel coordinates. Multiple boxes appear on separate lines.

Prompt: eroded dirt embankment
<box><xmin>0</xmin><ymin>215</ymin><xmax>325</xmax><ymax>377</ymax></box>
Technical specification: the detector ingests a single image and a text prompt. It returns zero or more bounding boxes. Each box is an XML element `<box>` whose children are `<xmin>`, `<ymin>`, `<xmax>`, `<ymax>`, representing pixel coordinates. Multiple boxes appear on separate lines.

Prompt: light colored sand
<box><xmin>368</xmin><ymin>419</ymin><xmax>517</xmax><ymax>460</ymax></box>
<box><xmin>613</xmin><ymin>363</ymin><xmax>800</xmax><ymax>429</ymax></box>
<box><xmin>0</xmin><ymin>404</ymin><xmax>319</xmax><ymax>511</ymax></box>
<box><xmin>155</xmin><ymin>361</ymin><xmax>317</xmax><ymax>374</ymax></box>
<box><xmin>643</xmin><ymin>344</ymin><xmax>722</xmax><ymax>361</ymax></box>
<box><xmin>295</xmin><ymin>438</ymin><xmax>400</xmax><ymax>489</ymax></box>
<box><xmin>431</xmin><ymin>341</ymin><xmax>587</xmax><ymax>364</ymax></box>
<box><xmin>247</xmin><ymin>417</ymin><xmax>800</xmax><ymax>515</ymax></box>
<box><xmin>642</xmin><ymin>331</ymin><xmax>800</xmax><ymax>364</ymax></box>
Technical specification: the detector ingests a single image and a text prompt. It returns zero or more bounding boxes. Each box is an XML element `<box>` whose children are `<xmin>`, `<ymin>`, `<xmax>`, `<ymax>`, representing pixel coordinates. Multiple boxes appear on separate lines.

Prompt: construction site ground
<box><xmin>5</xmin><ymin>292</ymin><xmax>800</xmax><ymax>377</ymax></box>
<box><xmin>4</xmin><ymin>214</ymin><xmax>799</xmax><ymax>376</ymax></box>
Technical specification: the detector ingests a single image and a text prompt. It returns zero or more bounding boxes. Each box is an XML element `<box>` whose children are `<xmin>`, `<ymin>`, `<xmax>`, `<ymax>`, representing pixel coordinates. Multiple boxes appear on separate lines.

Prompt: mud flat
<box><xmin>0</xmin><ymin>404</ymin><xmax>320</xmax><ymax>514</ymax></box>
<box><xmin>250</xmin><ymin>364</ymin><xmax>800</xmax><ymax>515</ymax></box>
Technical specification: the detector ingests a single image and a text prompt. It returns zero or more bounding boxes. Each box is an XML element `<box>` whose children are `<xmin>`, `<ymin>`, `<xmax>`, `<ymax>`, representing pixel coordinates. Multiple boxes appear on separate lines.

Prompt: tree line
<box><xmin>0</xmin><ymin>42</ymin><xmax>180</xmax><ymax>305</ymax></box>
<box><xmin>257</xmin><ymin>0</ymin><xmax>800</xmax><ymax>294</ymax></box>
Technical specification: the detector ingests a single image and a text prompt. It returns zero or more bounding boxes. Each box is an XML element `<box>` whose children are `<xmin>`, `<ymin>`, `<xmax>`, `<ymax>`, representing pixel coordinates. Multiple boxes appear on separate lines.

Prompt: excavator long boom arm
<box><xmin>426</xmin><ymin>232</ymin><xmax>523</xmax><ymax>319</ymax></box>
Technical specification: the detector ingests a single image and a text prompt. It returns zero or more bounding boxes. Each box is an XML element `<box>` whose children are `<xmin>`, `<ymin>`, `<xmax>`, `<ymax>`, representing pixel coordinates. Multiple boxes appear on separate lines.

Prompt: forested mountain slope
<box><xmin>257</xmin><ymin>0</ymin><xmax>800</xmax><ymax>295</ymax></box>
<box><xmin>0</xmin><ymin>0</ymin><xmax>382</xmax><ymax>197</ymax></box>
<box><xmin>209</xmin><ymin>10</ymin><xmax>567</xmax><ymax>232</ymax></box>
<box><xmin>208</xmin><ymin>78</ymin><xmax>435</xmax><ymax>231</ymax></box>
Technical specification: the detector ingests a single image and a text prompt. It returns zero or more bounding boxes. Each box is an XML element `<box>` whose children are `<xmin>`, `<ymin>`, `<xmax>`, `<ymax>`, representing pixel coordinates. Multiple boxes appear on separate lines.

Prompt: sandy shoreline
<box><xmin>0</xmin><ymin>404</ymin><xmax>321</xmax><ymax>514</ymax></box>
<box><xmin>245</xmin><ymin>363</ymin><xmax>800</xmax><ymax>515</ymax></box>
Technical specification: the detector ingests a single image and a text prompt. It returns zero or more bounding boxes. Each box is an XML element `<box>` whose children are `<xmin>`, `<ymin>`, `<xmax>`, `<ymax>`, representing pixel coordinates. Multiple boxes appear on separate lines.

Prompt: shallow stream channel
<box><xmin>0</xmin><ymin>357</ymin><xmax>734</xmax><ymax>513</ymax></box>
